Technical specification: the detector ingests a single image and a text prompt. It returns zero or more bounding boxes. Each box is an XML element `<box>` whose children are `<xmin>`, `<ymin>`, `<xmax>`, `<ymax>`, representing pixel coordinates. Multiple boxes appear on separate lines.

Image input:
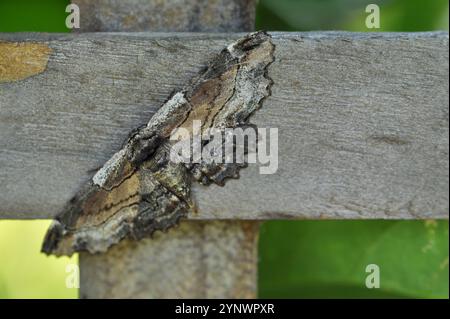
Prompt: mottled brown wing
<box><xmin>42</xmin><ymin>31</ymin><xmax>274</xmax><ymax>256</ymax></box>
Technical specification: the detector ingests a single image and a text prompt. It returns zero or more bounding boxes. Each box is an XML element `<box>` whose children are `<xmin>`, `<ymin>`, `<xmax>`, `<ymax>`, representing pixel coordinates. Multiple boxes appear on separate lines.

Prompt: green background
<box><xmin>0</xmin><ymin>0</ymin><xmax>448</xmax><ymax>298</ymax></box>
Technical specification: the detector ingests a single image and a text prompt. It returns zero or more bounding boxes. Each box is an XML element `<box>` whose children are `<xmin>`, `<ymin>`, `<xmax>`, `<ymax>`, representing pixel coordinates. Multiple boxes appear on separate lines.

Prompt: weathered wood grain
<box><xmin>74</xmin><ymin>0</ymin><xmax>256</xmax><ymax>32</ymax></box>
<box><xmin>0</xmin><ymin>32</ymin><xmax>448</xmax><ymax>219</ymax></box>
<box><xmin>74</xmin><ymin>0</ymin><xmax>260</xmax><ymax>300</ymax></box>
<box><xmin>80</xmin><ymin>221</ymin><xmax>259</xmax><ymax>298</ymax></box>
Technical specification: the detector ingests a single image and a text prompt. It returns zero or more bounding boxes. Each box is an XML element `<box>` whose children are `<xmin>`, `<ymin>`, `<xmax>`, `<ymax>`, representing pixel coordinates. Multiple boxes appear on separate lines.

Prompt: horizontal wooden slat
<box><xmin>0</xmin><ymin>32</ymin><xmax>448</xmax><ymax>219</ymax></box>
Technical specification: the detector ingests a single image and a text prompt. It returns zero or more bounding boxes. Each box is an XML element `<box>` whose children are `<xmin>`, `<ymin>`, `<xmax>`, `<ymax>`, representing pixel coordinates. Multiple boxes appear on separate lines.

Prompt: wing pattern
<box><xmin>42</xmin><ymin>31</ymin><xmax>275</xmax><ymax>256</ymax></box>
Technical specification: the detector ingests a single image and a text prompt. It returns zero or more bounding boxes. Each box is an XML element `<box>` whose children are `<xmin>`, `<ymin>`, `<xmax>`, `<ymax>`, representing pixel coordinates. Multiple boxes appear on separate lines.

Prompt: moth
<box><xmin>42</xmin><ymin>31</ymin><xmax>275</xmax><ymax>256</ymax></box>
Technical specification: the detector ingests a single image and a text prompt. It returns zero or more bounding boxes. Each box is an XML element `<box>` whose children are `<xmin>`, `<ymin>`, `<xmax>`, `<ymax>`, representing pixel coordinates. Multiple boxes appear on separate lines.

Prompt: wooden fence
<box><xmin>0</xmin><ymin>0</ymin><xmax>448</xmax><ymax>298</ymax></box>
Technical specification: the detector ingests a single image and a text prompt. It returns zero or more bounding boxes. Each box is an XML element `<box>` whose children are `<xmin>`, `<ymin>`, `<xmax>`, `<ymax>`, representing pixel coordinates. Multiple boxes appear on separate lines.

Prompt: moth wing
<box><xmin>42</xmin><ymin>31</ymin><xmax>274</xmax><ymax>256</ymax></box>
<box><xmin>183</xmin><ymin>32</ymin><xmax>274</xmax><ymax>186</ymax></box>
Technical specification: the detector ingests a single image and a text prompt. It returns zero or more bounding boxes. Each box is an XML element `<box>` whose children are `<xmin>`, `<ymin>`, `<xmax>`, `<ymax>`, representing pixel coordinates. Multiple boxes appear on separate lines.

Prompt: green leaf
<box><xmin>259</xmin><ymin>220</ymin><xmax>449</xmax><ymax>298</ymax></box>
<box><xmin>0</xmin><ymin>0</ymin><xmax>70</xmax><ymax>32</ymax></box>
<box><xmin>256</xmin><ymin>0</ymin><xmax>449</xmax><ymax>32</ymax></box>
<box><xmin>344</xmin><ymin>0</ymin><xmax>449</xmax><ymax>31</ymax></box>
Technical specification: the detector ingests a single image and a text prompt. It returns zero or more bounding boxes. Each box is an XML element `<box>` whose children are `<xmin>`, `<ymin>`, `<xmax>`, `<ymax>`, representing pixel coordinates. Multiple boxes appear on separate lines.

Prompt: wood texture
<box><xmin>0</xmin><ymin>32</ymin><xmax>448</xmax><ymax>220</ymax></box>
<box><xmin>80</xmin><ymin>221</ymin><xmax>259</xmax><ymax>298</ymax></box>
<box><xmin>0</xmin><ymin>42</ymin><xmax>52</xmax><ymax>82</ymax></box>
<box><xmin>75</xmin><ymin>0</ymin><xmax>256</xmax><ymax>32</ymax></box>
<box><xmin>73</xmin><ymin>0</ymin><xmax>260</xmax><ymax>300</ymax></box>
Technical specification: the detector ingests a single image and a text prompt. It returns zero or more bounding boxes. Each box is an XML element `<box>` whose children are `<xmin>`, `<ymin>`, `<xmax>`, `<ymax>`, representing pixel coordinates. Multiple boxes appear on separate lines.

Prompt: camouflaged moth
<box><xmin>42</xmin><ymin>31</ymin><xmax>275</xmax><ymax>256</ymax></box>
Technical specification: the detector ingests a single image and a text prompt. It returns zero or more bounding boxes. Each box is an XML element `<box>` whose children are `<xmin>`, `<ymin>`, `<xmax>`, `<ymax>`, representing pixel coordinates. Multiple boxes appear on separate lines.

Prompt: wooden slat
<box><xmin>0</xmin><ymin>31</ymin><xmax>448</xmax><ymax>219</ymax></box>
<box><xmin>74</xmin><ymin>0</ymin><xmax>256</xmax><ymax>32</ymax></box>
<box><xmin>80</xmin><ymin>221</ymin><xmax>259</xmax><ymax>298</ymax></box>
<box><xmin>74</xmin><ymin>0</ymin><xmax>261</xmax><ymax>300</ymax></box>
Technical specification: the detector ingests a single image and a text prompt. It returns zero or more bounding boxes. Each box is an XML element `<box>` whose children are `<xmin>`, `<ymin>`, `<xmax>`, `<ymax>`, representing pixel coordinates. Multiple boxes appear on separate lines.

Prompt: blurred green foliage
<box><xmin>0</xmin><ymin>0</ymin><xmax>70</xmax><ymax>32</ymax></box>
<box><xmin>256</xmin><ymin>0</ymin><xmax>449</xmax><ymax>31</ymax></box>
<box><xmin>0</xmin><ymin>0</ymin><xmax>448</xmax><ymax>299</ymax></box>
<box><xmin>259</xmin><ymin>220</ymin><xmax>448</xmax><ymax>298</ymax></box>
<box><xmin>0</xmin><ymin>221</ymin><xmax>77</xmax><ymax>298</ymax></box>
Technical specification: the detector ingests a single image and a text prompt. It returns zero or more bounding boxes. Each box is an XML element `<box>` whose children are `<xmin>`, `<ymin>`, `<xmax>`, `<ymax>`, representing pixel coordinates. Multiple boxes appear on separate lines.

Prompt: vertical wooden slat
<box><xmin>77</xmin><ymin>0</ymin><xmax>260</xmax><ymax>299</ymax></box>
<box><xmin>75</xmin><ymin>0</ymin><xmax>256</xmax><ymax>32</ymax></box>
<box><xmin>80</xmin><ymin>221</ymin><xmax>259</xmax><ymax>298</ymax></box>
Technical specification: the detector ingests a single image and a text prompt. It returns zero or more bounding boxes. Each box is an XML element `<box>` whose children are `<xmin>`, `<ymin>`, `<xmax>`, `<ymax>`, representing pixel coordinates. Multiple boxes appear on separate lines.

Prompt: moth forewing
<box><xmin>42</xmin><ymin>31</ymin><xmax>274</xmax><ymax>256</ymax></box>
